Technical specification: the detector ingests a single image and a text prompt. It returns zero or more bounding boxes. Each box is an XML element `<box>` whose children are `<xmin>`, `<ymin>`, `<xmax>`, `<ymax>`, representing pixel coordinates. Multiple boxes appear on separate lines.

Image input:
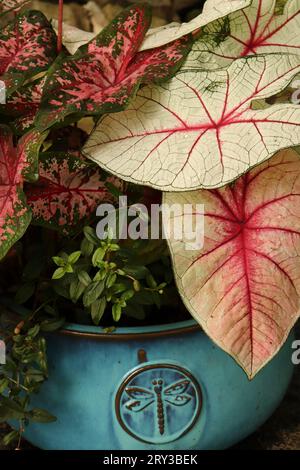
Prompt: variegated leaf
<box><xmin>84</xmin><ymin>54</ymin><xmax>300</xmax><ymax>191</ymax></box>
<box><xmin>163</xmin><ymin>148</ymin><xmax>300</xmax><ymax>378</ymax></box>
<box><xmin>26</xmin><ymin>154</ymin><xmax>122</xmax><ymax>234</ymax></box>
<box><xmin>0</xmin><ymin>126</ymin><xmax>45</xmax><ymax>260</ymax></box>
<box><xmin>0</xmin><ymin>10</ymin><xmax>57</xmax><ymax>96</ymax></box>
<box><xmin>0</xmin><ymin>78</ymin><xmax>44</xmax><ymax>134</ymax></box>
<box><xmin>35</xmin><ymin>4</ymin><xmax>192</xmax><ymax>131</ymax></box>
<box><xmin>0</xmin><ymin>0</ymin><xmax>28</xmax><ymax>16</ymax></box>
<box><xmin>183</xmin><ymin>0</ymin><xmax>300</xmax><ymax>71</ymax></box>
<box><xmin>140</xmin><ymin>0</ymin><xmax>251</xmax><ymax>50</ymax></box>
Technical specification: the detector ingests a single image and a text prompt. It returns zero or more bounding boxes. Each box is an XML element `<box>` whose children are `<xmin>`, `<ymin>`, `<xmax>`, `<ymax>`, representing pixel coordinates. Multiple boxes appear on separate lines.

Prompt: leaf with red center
<box><xmin>34</xmin><ymin>4</ymin><xmax>192</xmax><ymax>132</ymax></box>
<box><xmin>26</xmin><ymin>154</ymin><xmax>123</xmax><ymax>235</ymax></box>
<box><xmin>140</xmin><ymin>0</ymin><xmax>251</xmax><ymax>51</ymax></box>
<box><xmin>1</xmin><ymin>79</ymin><xmax>44</xmax><ymax>134</ymax></box>
<box><xmin>0</xmin><ymin>126</ymin><xmax>45</xmax><ymax>260</ymax></box>
<box><xmin>83</xmin><ymin>54</ymin><xmax>300</xmax><ymax>191</ymax></box>
<box><xmin>163</xmin><ymin>148</ymin><xmax>300</xmax><ymax>378</ymax></box>
<box><xmin>184</xmin><ymin>0</ymin><xmax>300</xmax><ymax>71</ymax></box>
<box><xmin>0</xmin><ymin>10</ymin><xmax>57</xmax><ymax>96</ymax></box>
<box><xmin>0</xmin><ymin>0</ymin><xmax>28</xmax><ymax>16</ymax></box>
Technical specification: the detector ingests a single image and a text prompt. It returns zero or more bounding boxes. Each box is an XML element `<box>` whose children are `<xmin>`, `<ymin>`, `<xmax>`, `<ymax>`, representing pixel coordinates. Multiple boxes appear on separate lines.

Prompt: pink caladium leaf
<box><xmin>26</xmin><ymin>154</ymin><xmax>122</xmax><ymax>234</ymax></box>
<box><xmin>0</xmin><ymin>0</ymin><xmax>29</xmax><ymax>16</ymax></box>
<box><xmin>0</xmin><ymin>10</ymin><xmax>57</xmax><ymax>96</ymax></box>
<box><xmin>35</xmin><ymin>4</ymin><xmax>192</xmax><ymax>131</ymax></box>
<box><xmin>84</xmin><ymin>54</ymin><xmax>300</xmax><ymax>191</ymax></box>
<box><xmin>163</xmin><ymin>148</ymin><xmax>300</xmax><ymax>378</ymax></box>
<box><xmin>184</xmin><ymin>0</ymin><xmax>300</xmax><ymax>70</ymax></box>
<box><xmin>0</xmin><ymin>79</ymin><xmax>44</xmax><ymax>134</ymax></box>
<box><xmin>0</xmin><ymin>126</ymin><xmax>45</xmax><ymax>260</ymax></box>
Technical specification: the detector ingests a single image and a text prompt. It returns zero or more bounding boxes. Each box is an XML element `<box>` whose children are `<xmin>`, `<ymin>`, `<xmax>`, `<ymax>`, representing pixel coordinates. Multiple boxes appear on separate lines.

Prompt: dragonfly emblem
<box><xmin>124</xmin><ymin>378</ymin><xmax>192</xmax><ymax>435</ymax></box>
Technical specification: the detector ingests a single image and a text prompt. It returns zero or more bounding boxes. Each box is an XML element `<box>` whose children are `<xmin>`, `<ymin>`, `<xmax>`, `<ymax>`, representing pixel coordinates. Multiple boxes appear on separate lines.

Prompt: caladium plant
<box><xmin>163</xmin><ymin>148</ymin><xmax>300</xmax><ymax>378</ymax></box>
<box><xmin>26</xmin><ymin>154</ymin><xmax>122</xmax><ymax>235</ymax></box>
<box><xmin>83</xmin><ymin>53</ymin><xmax>300</xmax><ymax>191</ymax></box>
<box><xmin>0</xmin><ymin>125</ymin><xmax>45</xmax><ymax>260</ymax></box>
<box><xmin>35</xmin><ymin>4</ymin><xmax>192</xmax><ymax>131</ymax></box>
<box><xmin>183</xmin><ymin>0</ymin><xmax>300</xmax><ymax>71</ymax></box>
<box><xmin>0</xmin><ymin>10</ymin><xmax>57</xmax><ymax>96</ymax></box>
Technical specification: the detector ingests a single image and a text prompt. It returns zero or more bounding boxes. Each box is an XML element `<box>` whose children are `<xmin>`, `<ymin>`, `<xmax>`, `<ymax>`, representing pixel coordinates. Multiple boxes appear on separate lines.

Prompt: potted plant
<box><xmin>0</xmin><ymin>0</ymin><xmax>299</xmax><ymax>450</ymax></box>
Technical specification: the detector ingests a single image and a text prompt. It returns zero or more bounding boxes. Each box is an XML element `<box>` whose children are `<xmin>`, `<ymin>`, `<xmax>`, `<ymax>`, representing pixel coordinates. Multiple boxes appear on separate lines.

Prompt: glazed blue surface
<box><xmin>19</xmin><ymin>319</ymin><xmax>294</xmax><ymax>450</ymax></box>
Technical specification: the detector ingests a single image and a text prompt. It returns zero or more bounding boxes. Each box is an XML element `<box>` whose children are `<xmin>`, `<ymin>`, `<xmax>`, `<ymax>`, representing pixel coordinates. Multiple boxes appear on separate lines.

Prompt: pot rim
<box><xmin>0</xmin><ymin>297</ymin><xmax>200</xmax><ymax>341</ymax></box>
<box><xmin>59</xmin><ymin>318</ymin><xmax>200</xmax><ymax>341</ymax></box>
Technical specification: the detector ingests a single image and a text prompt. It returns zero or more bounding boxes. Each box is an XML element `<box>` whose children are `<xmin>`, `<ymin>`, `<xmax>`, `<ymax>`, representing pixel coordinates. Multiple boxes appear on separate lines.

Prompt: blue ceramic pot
<box><xmin>22</xmin><ymin>319</ymin><xmax>294</xmax><ymax>450</ymax></box>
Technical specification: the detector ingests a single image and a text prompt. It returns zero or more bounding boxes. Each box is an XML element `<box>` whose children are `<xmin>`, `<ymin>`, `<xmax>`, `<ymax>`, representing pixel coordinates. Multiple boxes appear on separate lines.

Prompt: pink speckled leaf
<box><xmin>184</xmin><ymin>0</ymin><xmax>300</xmax><ymax>70</ymax></box>
<box><xmin>1</xmin><ymin>78</ymin><xmax>44</xmax><ymax>134</ymax></box>
<box><xmin>0</xmin><ymin>10</ymin><xmax>57</xmax><ymax>96</ymax></box>
<box><xmin>0</xmin><ymin>126</ymin><xmax>45</xmax><ymax>260</ymax></box>
<box><xmin>0</xmin><ymin>0</ymin><xmax>29</xmax><ymax>16</ymax></box>
<box><xmin>26</xmin><ymin>154</ymin><xmax>122</xmax><ymax>234</ymax></box>
<box><xmin>163</xmin><ymin>148</ymin><xmax>300</xmax><ymax>378</ymax></box>
<box><xmin>84</xmin><ymin>54</ymin><xmax>300</xmax><ymax>191</ymax></box>
<box><xmin>35</xmin><ymin>4</ymin><xmax>191</xmax><ymax>131</ymax></box>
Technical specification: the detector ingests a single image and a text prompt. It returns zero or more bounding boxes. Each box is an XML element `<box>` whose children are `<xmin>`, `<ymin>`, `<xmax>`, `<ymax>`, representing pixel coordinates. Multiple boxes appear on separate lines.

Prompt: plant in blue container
<box><xmin>0</xmin><ymin>0</ymin><xmax>300</xmax><ymax>449</ymax></box>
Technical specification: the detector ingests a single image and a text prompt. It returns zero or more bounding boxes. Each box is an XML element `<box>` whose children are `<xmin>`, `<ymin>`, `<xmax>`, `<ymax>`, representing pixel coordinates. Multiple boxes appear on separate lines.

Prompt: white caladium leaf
<box><xmin>84</xmin><ymin>54</ymin><xmax>300</xmax><ymax>191</ymax></box>
<box><xmin>163</xmin><ymin>148</ymin><xmax>300</xmax><ymax>378</ymax></box>
<box><xmin>184</xmin><ymin>0</ymin><xmax>300</xmax><ymax>71</ymax></box>
<box><xmin>140</xmin><ymin>0</ymin><xmax>251</xmax><ymax>50</ymax></box>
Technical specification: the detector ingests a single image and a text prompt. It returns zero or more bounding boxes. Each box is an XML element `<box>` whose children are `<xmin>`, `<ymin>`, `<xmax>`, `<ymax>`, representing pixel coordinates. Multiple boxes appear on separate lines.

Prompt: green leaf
<box><xmin>81</xmin><ymin>238</ymin><xmax>94</xmax><ymax>257</ymax></box>
<box><xmin>69</xmin><ymin>279</ymin><xmax>85</xmax><ymax>303</ymax></box>
<box><xmin>27</xmin><ymin>324</ymin><xmax>40</xmax><ymax>338</ymax></box>
<box><xmin>52</xmin><ymin>267</ymin><xmax>66</xmax><ymax>280</ymax></box>
<box><xmin>83</xmin><ymin>226</ymin><xmax>99</xmax><ymax>245</ymax></box>
<box><xmin>15</xmin><ymin>281</ymin><xmax>35</xmax><ymax>304</ymax></box>
<box><xmin>40</xmin><ymin>317</ymin><xmax>65</xmax><ymax>332</ymax></box>
<box><xmin>52</xmin><ymin>256</ymin><xmax>65</xmax><ymax>267</ymax></box>
<box><xmin>78</xmin><ymin>271</ymin><xmax>92</xmax><ymax>287</ymax></box>
<box><xmin>92</xmin><ymin>247</ymin><xmax>106</xmax><ymax>267</ymax></box>
<box><xmin>83</xmin><ymin>281</ymin><xmax>105</xmax><ymax>308</ymax></box>
<box><xmin>123</xmin><ymin>265</ymin><xmax>150</xmax><ymax>279</ymax></box>
<box><xmin>91</xmin><ymin>297</ymin><xmax>107</xmax><ymax>325</ymax></box>
<box><xmin>121</xmin><ymin>290</ymin><xmax>135</xmax><ymax>301</ymax></box>
<box><xmin>68</xmin><ymin>251</ymin><xmax>81</xmax><ymax>264</ymax></box>
<box><xmin>0</xmin><ymin>378</ymin><xmax>9</xmax><ymax>394</ymax></box>
<box><xmin>28</xmin><ymin>408</ymin><xmax>57</xmax><ymax>423</ymax></box>
<box><xmin>2</xmin><ymin>430</ymin><xmax>19</xmax><ymax>446</ymax></box>
<box><xmin>112</xmin><ymin>303</ymin><xmax>122</xmax><ymax>322</ymax></box>
<box><xmin>106</xmin><ymin>272</ymin><xmax>117</xmax><ymax>289</ymax></box>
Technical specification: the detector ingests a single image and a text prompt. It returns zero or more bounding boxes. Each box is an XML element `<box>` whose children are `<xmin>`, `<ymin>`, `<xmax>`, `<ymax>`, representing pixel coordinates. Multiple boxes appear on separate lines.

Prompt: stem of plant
<box><xmin>57</xmin><ymin>0</ymin><xmax>64</xmax><ymax>54</ymax></box>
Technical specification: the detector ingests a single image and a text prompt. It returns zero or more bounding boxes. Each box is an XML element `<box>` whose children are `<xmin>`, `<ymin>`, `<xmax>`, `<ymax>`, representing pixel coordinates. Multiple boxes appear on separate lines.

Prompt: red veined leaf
<box><xmin>184</xmin><ymin>0</ymin><xmax>300</xmax><ymax>70</ymax></box>
<box><xmin>0</xmin><ymin>78</ymin><xmax>44</xmax><ymax>134</ymax></box>
<box><xmin>26</xmin><ymin>154</ymin><xmax>123</xmax><ymax>234</ymax></box>
<box><xmin>163</xmin><ymin>148</ymin><xmax>300</xmax><ymax>378</ymax></box>
<box><xmin>34</xmin><ymin>4</ymin><xmax>192</xmax><ymax>131</ymax></box>
<box><xmin>0</xmin><ymin>10</ymin><xmax>57</xmax><ymax>96</ymax></box>
<box><xmin>0</xmin><ymin>126</ymin><xmax>45</xmax><ymax>260</ymax></box>
<box><xmin>84</xmin><ymin>54</ymin><xmax>300</xmax><ymax>191</ymax></box>
<box><xmin>0</xmin><ymin>0</ymin><xmax>28</xmax><ymax>16</ymax></box>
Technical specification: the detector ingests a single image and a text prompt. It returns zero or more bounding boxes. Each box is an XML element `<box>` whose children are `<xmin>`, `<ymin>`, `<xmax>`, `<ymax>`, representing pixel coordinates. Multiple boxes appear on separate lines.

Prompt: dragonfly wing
<box><xmin>125</xmin><ymin>386</ymin><xmax>154</xmax><ymax>400</ymax></box>
<box><xmin>164</xmin><ymin>394</ymin><xmax>192</xmax><ymax>407</ymax></box>
<box><xmin>125</xmin><ymin>398</ymin><xmax>155</xmax><ymax>412</ymax></box>
<box><xmin>164</xmin><ymin>379</ymin><xmax>190</xmax><ymax>396</ymax></box>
